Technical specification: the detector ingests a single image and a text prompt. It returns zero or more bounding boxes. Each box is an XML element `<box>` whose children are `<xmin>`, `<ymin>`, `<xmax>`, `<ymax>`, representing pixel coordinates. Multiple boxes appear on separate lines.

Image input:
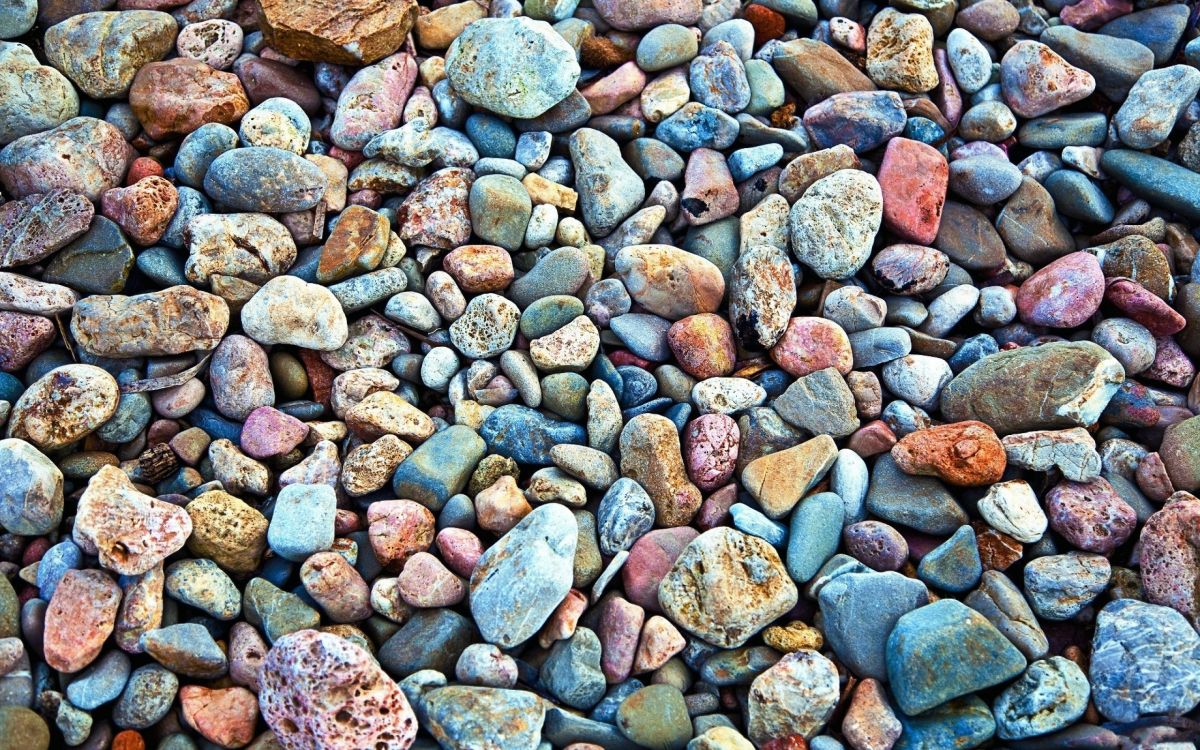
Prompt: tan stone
<box><xmin>255</xmin><ymin>0</ymin><xmax>419</xmax><ymax>65</ymax></box>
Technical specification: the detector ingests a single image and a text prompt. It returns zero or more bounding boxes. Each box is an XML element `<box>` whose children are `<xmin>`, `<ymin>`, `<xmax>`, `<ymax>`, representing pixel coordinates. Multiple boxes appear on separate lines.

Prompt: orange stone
<box><xmin>255</xmin><ymin>0</ymin><xmax>419</xmax><ymax>65</ymax></box>
<box><xmin>43</xmin><ymin>569</ymin><xmax>121</xmax><ymax>673</ymax></box>
<box><xmin>891</xmin><ymin>420</ymin><xmax>1006</xmax><ymax>486</ymax></box>
<box><xmin>180</xmin><ymin>685</ymin><xmax>259</xmax><ymax>749</ymax></box>
<box><xmin>316</xmin><ymin>204</ymin><xmax>389</xmax><ymax>283</ymax></box>
<box><xmin>129</xmin><ymin>59</ymin><xmax>249</xmax><ymax>141</ymax></box>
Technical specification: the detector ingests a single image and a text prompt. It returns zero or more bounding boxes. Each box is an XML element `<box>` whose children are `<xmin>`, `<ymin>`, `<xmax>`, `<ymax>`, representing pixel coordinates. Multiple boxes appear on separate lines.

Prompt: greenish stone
<box><xmin>617</xmin><ymin>684</ymin><xmax>693</xmax><ymax>750</ymax></box>
<box><xmin>0</xmin><ymin>706</ymin><xmax>49</xmax><ymax>750</ymax></box>
<box><xmin>42</xmin><ymin>216</ymin><xmax>133</xmax><ymax>294</ymax></box>
<box><xmin>542</xmin><ymin>372</ymin><xmax>589</xmax><ymax>422</ymax></box>
<box><xmin>243</xmin><ymin>577</ymin><xmax>320</xmax><ymax>644</ymax></box>
<box><xmin>392</xmin><ymin>425</ymin><xmax>487</xmax><ymax>512</ymax></box>
<box><xmin>520</xmin><ymin>295</ymin><xmax>585</xmax><ymax>339</ymax></box>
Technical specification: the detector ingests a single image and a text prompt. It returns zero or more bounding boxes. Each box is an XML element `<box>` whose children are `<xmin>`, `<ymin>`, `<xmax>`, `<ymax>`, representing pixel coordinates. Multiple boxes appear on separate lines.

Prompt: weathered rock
<box><xmin>71</xmin><ymin>285</ymin><xmax>229</xmax><ymax>357</ymax></box>
<box><xmin>74</xmin><ymin>465</ymin><xmax>192</xmax><ymax>575</ymax></box>
<box><xmin>256</xmin><ymin>0</ymin><xmax>418</xmax><ymax>65</ymax></box>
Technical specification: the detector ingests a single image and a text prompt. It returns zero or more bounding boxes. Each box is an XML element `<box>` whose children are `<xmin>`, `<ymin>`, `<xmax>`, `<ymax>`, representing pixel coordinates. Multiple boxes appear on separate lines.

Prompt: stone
<box><xmin>44</xmin><ymin>569</ymin><xmax>122</xmax><ymax>673</ymax></box>
<box><xmin>542</xmin><ymin>627</ymin><xmax>606</xmax><ymax>710</ymax></box>
<box><xmin>866</xmin><ymin>10</ymin><xmax>937</xmax><ymax>93</ymax></box>
<box><xmin>1002</xmin><ymin>428</ymin><xmax>1101</xmax><ymax>482</ymax></box>
<box><xmin>1161</xmin><ymin>416</ymin><xmax>1200</xmax><ymax>492</ymax></box>
<box><xmin>1023</xmin><ymin>552</ymin><xmax>1110</xmax><ymax>621</ymax></box>
<box><xmin>0</xmin><ymin>42</ymin><xmax>78</xmax><ymax>147</ymax></box>
<box><xmin>887</xmin><ymin>599</ymin><xmax>1028</xmax><ymax>715</ymax></box>
<box><xmin>71</xmin><ymin>285</ymin><xmax>229</xmax><ymax>358</ymax></box>
<box><xmin>1000</xmin><ymin>41</ymin><xmax>1096</xmax><ymax>118</ymax></box>
<box><xmin>0</xmin><ymin>438</ymin><xmax>62</xmax><ymax>536</ymax></box>
<box><xmin>256</xmin><ymin>0</ymin><xmax>418</xmax><ymax>65</ymax></box>
<box><xmin>819</xmin><ymin>571</ymin><xmax>929</xmax><ymax>681</ymax></box>
<box><xmin>789</xmin><ymin>170</ymin><xmax>882</xmax><ymax>279</ymax></box>
<box><xmin>616</xmin><ymin>244</ymin><xmax>724</xmax><ymax>322</ymax></box>
<box><xmin>977</xmin><ymin>480</ymin><xmax>1047</xmax><ymax>543</ymax></box>
<box><xmin>259</xmin><ymin>629</ymin><xmax>418</xmax><ymax>750</ymax></box>
<box><xmin>620</xmin><ymin>414</ymin><xmax>703</xmax><ymax>527</ymax></box>
<box><xmin>446</xmin><ymin>17</ymin><xmax>581</xmax><ymax>119</ymax></box>
<box><xmin>44</xmin><ymin>11</ymin><xmax>175</xmax><ymax>99</ymax></box>
<box><xmin>773</xmin><ymin>367</ymin><xmax>861</xmax><ymax>438</ymax></box>
<box><xmin>658</xmin><ymin>528</ymin><xmax>798</xmax><ymax>648</ymax></box>
<box><xmin>129</xmin><ymin>59</ymin><xmax>249</xmax><ymax>141</ymax></box>
<box><xmin>241</xmin><ymin>275</ymin><xmax>348</xmax><ymax>351</ymax></box>
<box><xmin>470</xmin><ymin>504</ymin><xmax>576</xmax><ymax>648</ymax></box>
<box><xmin>0</xmin><ymin>117</ymin><xmax>132</xmax><ymax>201</ymax></box>
<box><xmin>615</xmin><ymin>684</ymin><xmax>692</xmax><ymax>750</ymax></box>
<box><xmin>747</xmin><ymin>650</ymin><xmax>839</xmax><ymax>744</ymax></box>
<box><xmin>423</xmin><ymin>686</ymin><xmax>546</xmax><ymax>750</ymax></box>
<box><xmin>993</xmin><ymin>657</ymin><xmax>1089</xmax><ymax>740</ymax></box>
<box><xmin>572</xmin><ymin>129</ymin><xmax>646</xmax><ymax>237</ymax></box>
<box><xmin>940</xmin><ymin>342</ymin><xmax>1124</xmax><ymax>434</ymax></box>
<box><xmin>74</xmin><ymin>465</ymin><xmax>192</xmax><ymax>575</ymax></box>
<box><xmin>1045</xmin><ymin>478</ymin><xmax>1136</xmax><ymax>555</ymax></box>
<box><xmin>876</xmin><ymin>138</ymin><xmax>948</xmax><ymax>245</ymax></box>
<box><xmin>7</xmin><ymin>365</ymin><xmax>119</xmax><ymax>450</ymax></box>
<box><xmin>891</xmin><ymin>421</ymin><xmax>1006</xmax><ymax>487</ymax></box>
<box><xmin>741</xmin><ymin>435</ymin><xmax>837</xmax><ymax>519</ymax></box>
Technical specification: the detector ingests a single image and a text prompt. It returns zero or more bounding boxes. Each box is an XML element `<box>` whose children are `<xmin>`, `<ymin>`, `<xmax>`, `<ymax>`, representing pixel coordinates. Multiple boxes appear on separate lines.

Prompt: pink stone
<box><xmin>1015</xmin><ymin>252</ymin><xmax>1104</xmax><ymax>328</ymax></box>
<box><xmin>43</xmin><ymin>569</ymin><xmax>121</xmax><ymax>673</ymax></box>
<box><xmin>0</xmin><ymin>638</ymin><xmax>23</xmax><ymax>676</ymax></box>
<box><xmin>1104</xmin><ymin>277</ymin><xmax>1187</xmax><ymax>336</ymax></box>
<box><xmin>100</xmin><ymin>176</ymin><xmax>178</xmax><ymax>246</ymax></box>
<box><xmin>1060</xmin><ymin>0</ymin><xmax>1132</xmax><ymax>30</ymax></box>
<box><xmin>1141</xmin><ymin>493</ymin><xmax>1200</xmax><ymax>624</ymax></box>
<box><xmin>397</xmin><ymin>551</ymin><xmax>466</xmax><ymax>608</ymax></box>
<box><xmin>259</xmin><ymin>629</ymin><xmax>419</xmax><ymax>750</ymax></box>
<box><xmin>180</xmin><ymin>685</ymin><xmax>259</xmax><ymax>749</ymax></box>
<box><xmin>681</xmin><ymin>148</ymin><xmax>738</xmax><ymax>226</ymax></box>
<box><xmin>0</xmin><ymin>311</ymin><xmax>55</xmax><ymax>372</ymax></box>
<box><xmin>1136</xmin><ymin>452</ymin><xmax>1176</xmax><ymax>504</ymax></box>
<box><xmin>1143</xmin><ymin>336</ymin><xmax>1196</xmax><ymax>389</ymax></box>
<box><xmin>1000</xmin><ymin>41</ymin><xmax>1096</xmax><ymax>118</ymax></box>
<box><xmin>847</xmin><ymin>420</ymin><xmax>898</xmax><ymax>458</ymax></box>
<box><xmin>684</xmin><ymin>414</ymin><xmax>740</xmax><ymax>492</ymax></box>
<box><xmin>842</xmin><ymin>678</ymin><xmax>902</xmax><ymax>750</ymax></box>
<box><xmin>769</xmin><ymin>317</ymin><xmax>853</xmax><ymax>377</ymax></box>
<box><xmin>579</xmin><ymin>61</ymin><xmax>646</xmax><ymax>115</ymax></box>
<box><xmin>1045</xmin><ymin>477</ymin><xmax>1137</xmax><ymax>555</ymax></box>
<box><xmin>300</xmin><ymin>551</ymin><xmax>373</xmax><ymax>622</ymax></box>
<box><xmin>539</xmin><ymin>588</ymin><xmax>588</xmax><ymax>649</ymax></box>
<box><xmin>695</xmin><ymin>484</ymin><xmax>738</xmax><ymax>531</ymax></box>
<box><xmin>598</xmin><ymin>595</ymin><xmax>645</xmax><ymax>683</ymax></box>
<box><xmin>876</xmin><ymin>137</ymin><xmax>949</xmax><ymax>245</ymax></box>
<box><xmin>632</xmin><ymin>615</ymin><xmax>686</xmax><ymax>674</ymax></box>
<box><xmin>592</xmin><ymin>0</ymin><xmax>702</xmax><ymax>30</ymax></box>
<box><xmin>240</xmin><ymin>406</ymin><xmax>310</xmax><ymax>459</ymax></box>
<box><xmin>436</xmin><ymin>528</ymin><xmax>484</xmax><ymax>578</ymax></box>
<box><xmin>932</xmin><ymin>49</ymin><xmax>964</xmax><ymax>130</ymax></box>
<box><xmin>330</xmin><ymin>52</ymin><xmax>418</xmax><ymax>151</ymax></box>
<box><xmin>229</xmin><ymin>621</ymin><xmax>268</xmax><ymax>691</ymax></box>
<box><xmin>621</xmin><ymin>527</ymin><xmax>699</xmax><ymax>612</ymax></box>
<box><xmin>367</xmin><ymin>499</ymin><xmax>436</xmax><ymax>571</ymax></box>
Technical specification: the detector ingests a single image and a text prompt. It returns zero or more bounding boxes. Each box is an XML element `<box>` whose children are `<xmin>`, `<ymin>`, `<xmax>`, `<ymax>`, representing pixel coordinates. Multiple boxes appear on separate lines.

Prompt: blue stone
<box><xmin>656</xmin><ymin>103</ymin><xmax>740</xmax><ymax>152</ymax></box>
<box><xmin>187</xmin><ymin>407</ymin><xmax>242</xmax><ymax>443</ymax></box>
<box><xmin>887</xmin><ymin>599</ymin><xmax>1028</xmax><ymax>715</ymax></box>
<box><xmin>727</xmin><ymin>144</ymin><xmax>784</xmax><ymax>182</ymax></box>
<box><xmin>917</xmin><ymin>525</ymin><xmax>982</xmax><ymax>593</ymax></box>
<box><xmin>622</xmin><ymin>397</ymin><xmax>674</xmax><ymax>420</ymax></box>
<box><xmin>610</xmin><ymin>314</ymin><xmax>672</xmax><ymax>362</ymax></box>
<box><xmin>616</xmin><ymin>366</ymin><xmax>658</xmax><ymax>408</ymax></box>
<box><xmin>135</xmin><ymin>247</ymin><xmax>189</xmax><ymax>287</ymax></box>
<box><xmin>786</xmin><ymin>492</ymin><xmax>844</xmax><ymax>583</ymax></box>
<box><xmin>38</xmin><ymin>540</ymin><xmax>82</xmax><ymax>600</ymax></box>
<box><xmin>818</xmin><ymin>571</ymin><xmax>929</xmax><ymax>681</ymax></box>
<box><xmin>729</xmin><ymin>503</ymin><xmax>787</xmax><ymax>547</ymax></box>
<box><xmin>466</xmin><ymin>113</ymin><xmax>517</xmax><ymax>158</ymax></box>
<box><xmin>664</xmin><ymin>402</ymin><xmax>691</xmax><ymax>431</ymax></box>
<box><xmin>480</xmin><ymin>405</ymin><xmax>585</xmax><ymax>465</ymax></box>
<box><xmin>894</xmin><ymin>696</ymin><xmax>997</xmax><ymax>750</ymax></box>
<box><xmin>949</xmin><ymin>335</ymin><xmax>998</xmax><ymax>373</ymax></box>
<box><xmin>903</xmin><ymin>116</ymin><xmax>945</xmax><ymax>145</ymax></box>
<box><xmin>0</xmin><ymin>372</ymin><xmax>23</xmax><ymax>403</ymax></box>
<box><xmin>1101</xmin><ymin>149</ymin><xmax>1200</xmax><ymax>222</ymax></box>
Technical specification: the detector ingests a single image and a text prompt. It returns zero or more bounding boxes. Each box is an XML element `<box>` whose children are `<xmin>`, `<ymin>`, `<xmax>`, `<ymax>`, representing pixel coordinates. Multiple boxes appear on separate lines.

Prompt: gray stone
<box><xmin>818</xmin><ymin>571</ymin><xmax>929</xmax><ymax>681</ymax></box>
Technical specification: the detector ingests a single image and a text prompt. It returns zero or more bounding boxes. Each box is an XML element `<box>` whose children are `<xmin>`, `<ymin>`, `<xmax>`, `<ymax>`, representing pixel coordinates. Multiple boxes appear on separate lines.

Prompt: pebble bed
<box><xmin>0</xmin><ymin>0</ymin><xmax>1199</xmax><ymax>748</ymax></box>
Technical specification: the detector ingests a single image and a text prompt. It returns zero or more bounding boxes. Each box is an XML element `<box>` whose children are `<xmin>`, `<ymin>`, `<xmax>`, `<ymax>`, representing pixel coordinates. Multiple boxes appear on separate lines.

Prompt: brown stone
<box><xmin>443</xmin><ymin>245</ymin><xmax>515</xmax><ymax>293</ymax></box>
<box><xmin>255</xmin><ymin>0</ymin><xmax>419</xmax><ymax>65</ymax></box>
<box><xmin>891</xmin><ymin>420</ymin><xmax>1006</xmax><ymax>486</ymax></box>
<box><xmin>186</xmin><ymin>490</ymin><xmax>269</xmax><ymax>575</ymax></box>
<box><xmin>316</xmin><ymin>205</ymin><xmax>389</xmax><ymax>283</ymax></box>
<box><xmin>129</xmin><ymin>59</ymin><xmax>249</xmax><ymax>141</ymax></box>
<box><xmin>620</xmin><ymin>414</ymin><xmax>703</xmax><ymax>527</ymax></box>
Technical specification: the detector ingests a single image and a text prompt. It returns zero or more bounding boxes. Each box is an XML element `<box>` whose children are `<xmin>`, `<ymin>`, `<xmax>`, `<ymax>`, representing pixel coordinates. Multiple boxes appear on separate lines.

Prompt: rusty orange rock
<box><xmin>180</xmin><ymin>685</ymin><xmax>259</xmax><ymax>749</ymax></box>
<box><xmin>255</xmin><ymin>0</ymin><xmax>418</xmax><ymax>65</ymax></box>
<box><xmin>129</xmin><ymin>59</ymin><xmax>248</xmax><ymax>141</ymax></box>
<box><xmin>891</xmin><ymin>420</ymin><xmax>1006</xmax><ymax>486</ymax></box>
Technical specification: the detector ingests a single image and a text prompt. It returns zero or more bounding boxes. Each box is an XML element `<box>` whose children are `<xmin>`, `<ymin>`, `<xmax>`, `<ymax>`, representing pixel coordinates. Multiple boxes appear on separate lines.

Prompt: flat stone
<box><xmin>256</xmin><ymin>0</ymin><xmax>417</xmax><ymax>65</ymax></box>
<box><xmin>820</xmin><ymin>571</ymin><xmax>929</xmax><ymax>681</ymax></box>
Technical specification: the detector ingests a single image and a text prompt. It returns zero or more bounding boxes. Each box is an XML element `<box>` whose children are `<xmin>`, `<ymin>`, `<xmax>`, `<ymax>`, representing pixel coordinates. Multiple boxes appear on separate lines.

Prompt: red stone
<box><xmin>1016</xmin><ymin>252</ymin><xmax>1104</xmax><ymax>328</ymax></box>
<box><xmin>129</xmin><ymin>58</ymin><xmax>250</xmax><ymax>141</ymax></box>
<box><xmin>877</xmin><ymin>137</ymin><xmax>948</xmax><ymax>245</ymax></box>
<box><xmin>180</xmin><ymin>686</ymin><xmax>259</xmax><ymax>749</ymax></box>
<box><xmin>621</xmin><ymin>527</ymin><xmax>699</xmax><ymax>612</ymax></box>
<box><xmin>669</xmin><ymin>313</ymin><xmax>737</xmax><ymax>379</ymax></box>
<box><xmin>43</xmin><ymin>569</ymin><xmax>121</xmax><ymax>673</ymax></box>
<box><xmin>1104</xmin><ymin>277</ymin><xmax>1187</xmax><ymax>336</ymax></box>
<box><xmin>891</xmin><ymin>421</ymin><xmax>1007</xmax><ymax>487</ymax></box>
<box><xmin>1045</xmin><ymin>477</ymin><xmax>1137</xmax><ymax>555</ymax></box>
<box><xmin>769</xmin><ymin>317</ymin><xmax>853</xmax><ymax>378</ymax></box>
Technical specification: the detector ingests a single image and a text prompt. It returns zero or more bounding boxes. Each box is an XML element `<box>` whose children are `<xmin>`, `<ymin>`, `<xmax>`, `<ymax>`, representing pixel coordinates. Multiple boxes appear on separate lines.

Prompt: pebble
<box><xmin>790</xmin><ymin>170</ymin><xmax>882</xmax><ymax>280</ymax></box>
<box><xmin>659</xmin><ymin>528</ymin><xmax>798</xmax><ymax>648</ymax></box>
